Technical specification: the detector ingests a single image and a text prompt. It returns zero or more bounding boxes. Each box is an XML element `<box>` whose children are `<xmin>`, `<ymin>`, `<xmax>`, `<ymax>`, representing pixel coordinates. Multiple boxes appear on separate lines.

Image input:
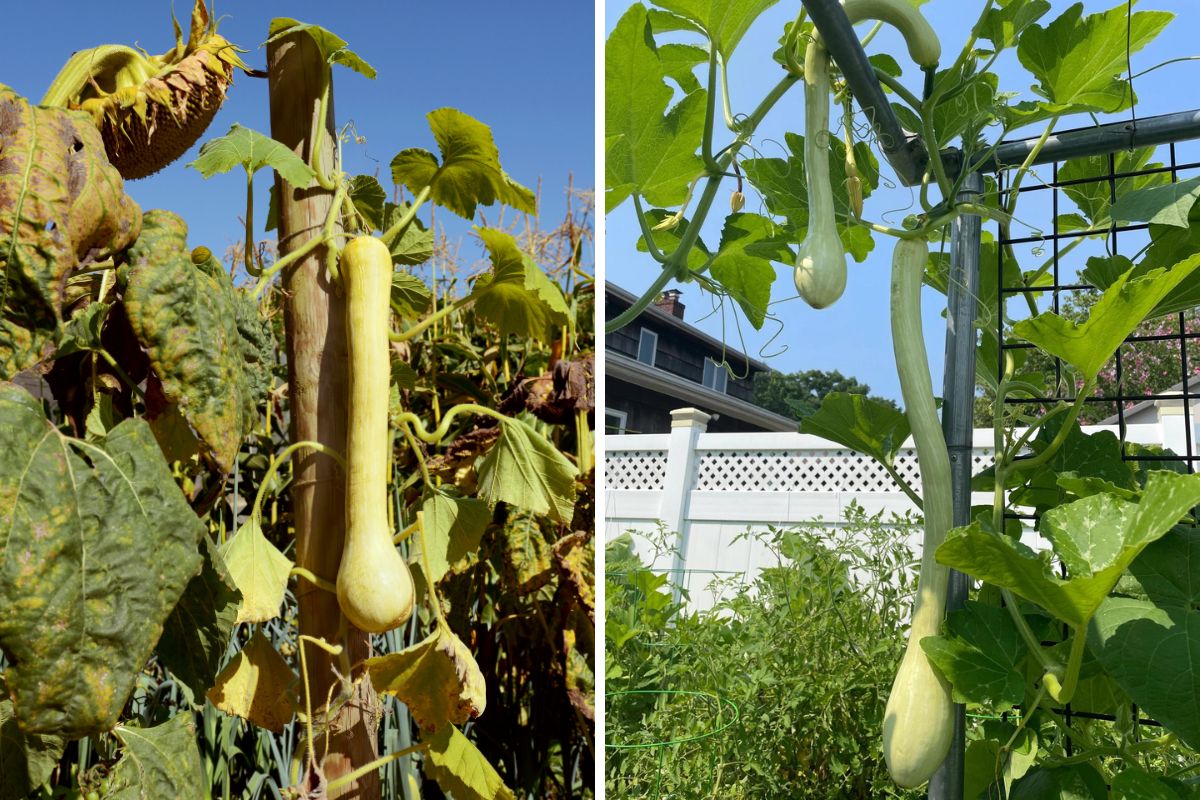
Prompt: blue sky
<box><xmin>3</xmin><ymin>1</ymin><xmax>594</xmax><ymax>279</ymax></box>
<box><xmin>605</xmin><ymin>0</ymin><xmax>1200</xmax><ymax>403</ymax></box>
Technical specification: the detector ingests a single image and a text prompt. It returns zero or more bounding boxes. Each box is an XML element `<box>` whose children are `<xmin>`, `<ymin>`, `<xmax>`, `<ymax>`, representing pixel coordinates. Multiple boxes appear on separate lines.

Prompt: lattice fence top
<box><xmin>605</xmin><ymin>446</ymin><xmax>996</xmax><ymax>493</ymax></box>
<box><xmin>604</xmin><ymin>449</ymin><xmax>668</xmax><ymax>491</ymax></box>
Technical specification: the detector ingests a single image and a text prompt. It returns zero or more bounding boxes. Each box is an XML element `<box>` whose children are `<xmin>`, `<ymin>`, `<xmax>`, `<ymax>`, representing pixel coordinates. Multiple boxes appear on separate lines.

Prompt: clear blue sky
<box><xmin>3</xmin><ymin>1</ymin><xmax>594</xmax><ymax>277</ymax></box>
<box><xmin>605</xmin><ymin>0</ymin><xmax>1200</xmax><ymax>404</ymax></box>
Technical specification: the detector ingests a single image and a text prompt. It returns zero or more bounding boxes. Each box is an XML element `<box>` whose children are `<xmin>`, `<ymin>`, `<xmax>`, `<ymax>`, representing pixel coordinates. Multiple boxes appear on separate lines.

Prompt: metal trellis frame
<box><xmin>797</xmin><ymin>2</ymin><xmax>1200</xmax><ymax>796</ymax></box>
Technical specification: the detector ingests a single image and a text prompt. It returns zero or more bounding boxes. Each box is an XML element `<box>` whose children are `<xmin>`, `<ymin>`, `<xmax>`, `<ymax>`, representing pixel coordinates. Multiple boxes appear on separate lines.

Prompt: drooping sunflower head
<box><xmin>42</xmin><ymin>1</ymin><xmax>246</xmax><ymax>180</ymax></box>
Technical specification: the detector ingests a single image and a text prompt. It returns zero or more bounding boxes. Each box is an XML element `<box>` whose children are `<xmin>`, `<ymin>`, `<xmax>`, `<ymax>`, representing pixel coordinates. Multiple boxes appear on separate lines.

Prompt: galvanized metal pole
<box><xmin>928</xmin><ymin>172</ymin><xmax>984</xmax><ymax>800</ymax></box>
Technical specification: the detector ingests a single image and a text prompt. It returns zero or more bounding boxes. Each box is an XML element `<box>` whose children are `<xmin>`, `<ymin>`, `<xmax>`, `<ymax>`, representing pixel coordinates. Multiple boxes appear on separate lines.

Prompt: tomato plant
<box><xmin>606</xmin><ymin>0</ymin><xmax>1200</xmax><ymax>793</ymax></box>
<box><xmin>1</xmin><ymin>3</ymin><xmax>593</xmax><ymax>799</ymax></box>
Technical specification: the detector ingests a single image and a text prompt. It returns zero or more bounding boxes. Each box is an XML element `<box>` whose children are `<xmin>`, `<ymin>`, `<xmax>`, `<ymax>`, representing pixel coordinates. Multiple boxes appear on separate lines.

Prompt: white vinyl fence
<box><xmin>605</xmin><ymin>406</ymin><xmax>1192</xmax><ymax>609</ymax></box>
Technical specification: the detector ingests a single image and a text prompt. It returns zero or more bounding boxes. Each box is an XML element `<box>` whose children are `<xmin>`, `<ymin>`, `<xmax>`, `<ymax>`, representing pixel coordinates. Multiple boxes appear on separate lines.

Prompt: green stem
<box><xmin>97</xmin><ymin>349</ymin><xmax>144</xmax><ymax>400</ymax></box>
<box><xmin>418</xmin><ymin>511</ymin><xmax>448</xmax><ymax>628</ymax></box>
<box><xmin>290</xmin><ymin>566</ymin><xmax>335</xmax><ymax>593</ymax></box>
<box><xmin>873</xmin><ymin>68</ymin><xmax>923</xmax><ymax>113</ymax></box>
<box><xmin>881</xmin><ymin>460</ymin><xmax>923</xmax><ymax>510</ymax></box>
<box><xmin>633</xmin><ymin>195</ymin><xmax>670</xmax><ymax>263</ymax></box>
<box><xmin>1007</xmin><ymin>380</ymin><xmax>1093</xmax><ymax>476</ymax></box>
<box><xmin>1053</xmin><ymin>623</ymin><xmax>1087</xmax><ymax>704</ymax></box>
<box><xmin>702</xmin><ymin>46</ymin><xmax>721</xmax><ymax>172</ymax></box>
<box><xmin>244</xmin><ymin>171</ymin><xmax>261</xmax><ymax>277</ymax></box>
<box><xmin>395</xmin><ymin>403</ymin><xmax>509</xmax><ymax>447</ymax></box>
<box><xmin>324</xmin><ymin>744</ymin><xmax>429</xmax><ymax>793</ymax></box>
<box><xmin>309</xmin><ymin>72</ymin><xmax>337</xmax><ymax>191</ymax></box>
<box><xmin>390</xmin><ymin>296</ymin><xmax>472</xmax><ymax>343</ymax></box>
<box><xmin>719</xmin><ymin>53</ymin><xmax>735</xmax><ymax>131</ymax></box>
<box><xmin>251</xmin><ymin>440</ymin><xmax>345</xmax><ymax>521</ymax></box>
<box><xmin>381</xmin><ymin>185</ymin><xmax>431</xmax><ymax>248</ymax></box>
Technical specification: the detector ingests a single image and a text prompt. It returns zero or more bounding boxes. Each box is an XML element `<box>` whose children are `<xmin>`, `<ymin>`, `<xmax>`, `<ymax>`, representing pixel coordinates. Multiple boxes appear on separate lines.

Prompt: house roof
<box><xmin>1097</xmin><ymin>374</ymin><xmax>1200</xmax><ymax>424</ymax></box>
<box><xmin>608</xmin><ymin>351</ymin><xmax>798</xmax><ymax>432</ymax></box>
<box><xmin>605</xmin><ymin>282</ymin><xmax>771</xmax><ymax>372</ymax></box>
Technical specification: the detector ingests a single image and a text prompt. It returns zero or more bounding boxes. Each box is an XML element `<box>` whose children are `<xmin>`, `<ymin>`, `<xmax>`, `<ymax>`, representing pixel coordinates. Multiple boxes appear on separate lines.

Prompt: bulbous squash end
<box><xmin>336</xmin><ymin>544</ymin><xmax>416</xmax><ymax>634</ymax></box>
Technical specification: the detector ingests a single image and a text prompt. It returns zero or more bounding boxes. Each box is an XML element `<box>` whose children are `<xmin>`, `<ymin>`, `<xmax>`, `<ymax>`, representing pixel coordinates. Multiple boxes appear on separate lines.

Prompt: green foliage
<box><xmin>754</xmin><ymin>368</ymin><xmax>896</xmax><ymax>422</ymax></box>
<box><xmin>605</xmin><ymin>507</ymin><xmax>925</xmax><ymax>799</ymax></box>
<box><xmin>187</xmin><ymin>124</ymin><xmax>316</xmax><ymax>187</ymax></box>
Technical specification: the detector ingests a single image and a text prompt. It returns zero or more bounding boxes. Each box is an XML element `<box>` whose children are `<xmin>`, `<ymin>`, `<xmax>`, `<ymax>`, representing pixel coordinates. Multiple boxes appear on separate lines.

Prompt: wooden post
<box><xmin>267</xmin><ymin>31</ymin><xmax>381</xmax><ymax>799</ymax></box>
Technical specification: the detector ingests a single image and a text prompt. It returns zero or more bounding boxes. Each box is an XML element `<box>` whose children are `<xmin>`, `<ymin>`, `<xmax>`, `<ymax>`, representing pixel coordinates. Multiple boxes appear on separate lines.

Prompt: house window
<box><xmin>605</xmin><ymin>408</ymin><xmax>628</xmax><ymax>434</ymax></box>
<box><xmin>702</xmin><ymin>358</ymin><xmax>728</xmax><ymax>393</ymax></box>
<box><xmin>637</xmin><ymin>328</ymin><xmax>658</xmax><ymax>366</ymax></box>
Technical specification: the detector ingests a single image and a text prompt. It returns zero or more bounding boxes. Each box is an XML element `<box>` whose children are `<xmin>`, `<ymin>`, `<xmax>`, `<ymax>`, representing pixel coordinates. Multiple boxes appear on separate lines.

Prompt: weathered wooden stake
<box><xmin>267</xmin><ymin>30</ymin><xmax>381</xmax><ymax>799</ymax></box>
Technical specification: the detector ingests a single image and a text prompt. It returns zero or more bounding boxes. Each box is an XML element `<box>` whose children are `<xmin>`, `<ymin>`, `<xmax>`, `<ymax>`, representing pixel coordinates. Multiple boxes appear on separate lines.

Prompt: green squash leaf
<box><xmin>709</xmin><ymin>212</ymin><xmax>788</xmax><ymax>329</ymax></box>
<box><xmin>1009</xmin><ymin>763</ymin><xmax>1107</xmax><ymax>799</ymax></box>
<box><xmin>921</xmin><ymin>601</ymin><xmax>1027</xmax><ymax>710</ymax></box>
<box><xmin>392</xmin><ymin>270</ymin><xmax>433</xmax><ymax>317</ymax></box>
<box><xmin>413</xmin><ymin>492</ymin><xmax>492</xmax><ymax>587</ymax></box>
<box><xmin>156</xmin><ymin>536</ymin><xmax>242</xmax><ymax>697</ymax></box>
<box><xmin>423</xmin><ymin>724</ymin><xmax>516</xmax><ymax>800</ymax></box>
<box><xmin>605</xmin><ymin>4</ymin><xmax>707</xmax><ymax>212</ymax></box>
<box><xmin>1111</xmin><ymin>176</ymin><xmax>1200</xmax><ymax>229</ymax></box>
<box><xmin>658</xmin><ymin>43</ymin><xmax>708</xmax><ymax>95</ymax></box>
<box><xmin>975</xmin><ymin>0</ymin><xmax>1051</xmax><ymax>49</ymax></box>
<box><xmin>471</xmin><ymin>228</ymin><xmax>570</xmax><ymax>341</ymax></box>
<box><xmin>0</xmin><ymin>86</ymin><xmax>142</xmax><ymax>378</ymax></box>
<box><xmin>477</xmin><ymin>416</ymin><xmax>578</xmax><ymax>525</ymax></box>
<box><xmin>0</xmin><ymin>698</ymin><xmax>65</xmax><ymax>800</ymax></box>
<box><xmin>382</xmin><ymin>202</ymin><xmax>435</xmax><ymax>266</ymax></box>
<box><xmin>348</xmin><ymin>174</ymin><xmax>388</xmax><ymax>231</ymax></box>
<box><xmin>650</xmin><ymin>0</ymin><xmax>779</xmax><ymax>58</ymax></box>
<box><xmin>1089</xmin><ymin>597</ymin><xmax>1200</xmax><ymax>750</ymax></box>
<box><xmin>188</xmin><ymin>124</ymin><xmax>316</xmax><ymax>187</ymax></box>
<box><xmin>266</xmin><ymin>19</ymin><xmax>376</xmax><ymax>78</ymax></box>
<box><xmin>1111</xmin><ymin>767</ymin><xmax>1186</xmax><ymax>800</ymax></box>
<box><xmin>800</xmin><ymin>392</ymin><xmax>911</xmax><ymax>467</ymax></box>
<box><xmin>0</xmin><ymin>383</ymin><xmax>204</xmax><ymax>735</ymax></box>
<box><xmin>391</xmin><ymin>108</ymin><xmax>535</xmax><ymax>220</ymax></box>
<box><xmin>1017</xmin><ymin>3</ymin><xmax>1171</xmax><ymax>113</ymax></box>
<box><xmin>1126</xmin><ymin>527</ymin><xmax>1200</xmax><ymax>608</ymax></box>
<box><xmin>1012</xmin><ymin>251</ymin><xmax>1200</xmax><ymax>380</ymax></box>
<box><xmin>939</xmin><ymin>471</ymin><xmax>1200</xmax><ymax>627</ymax></box>
<box><xmin>107</xmin><ymin>714</ymin><xmax>207</xmax><ymax>800</ymax></box>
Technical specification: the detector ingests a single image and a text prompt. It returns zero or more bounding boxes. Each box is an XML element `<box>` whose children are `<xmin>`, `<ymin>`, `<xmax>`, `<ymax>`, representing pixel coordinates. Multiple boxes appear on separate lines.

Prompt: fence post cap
<box><xmin>670</xmin><ymin>407</ymin><xmax>712</xmax><ymax>429</ymax></box>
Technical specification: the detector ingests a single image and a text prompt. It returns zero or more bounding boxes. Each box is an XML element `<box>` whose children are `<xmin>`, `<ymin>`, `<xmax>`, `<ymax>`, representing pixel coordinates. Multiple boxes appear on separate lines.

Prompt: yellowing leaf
<box><xmin>219</xmin><ymin>517</ymin><xmax>293</xmax><ymax>623</ymax></box>
<box><xmin>368</xmin><ymin>627</ymin><xmax>486</xmax><ymax>732</ymax></box>
<box><xmin>205</xmin><ymin>630</ymin><xmax>297</xmax><ymax>733</ymax></box>
<box><xmin>423</xmin><ymin>725</ymin><xmax>515</xmax><ymax>800</ymax></box>
<box><xmin>477</xmin><ymin>417</ymin><xmax>577</xmax><ymax>524</ymax></box>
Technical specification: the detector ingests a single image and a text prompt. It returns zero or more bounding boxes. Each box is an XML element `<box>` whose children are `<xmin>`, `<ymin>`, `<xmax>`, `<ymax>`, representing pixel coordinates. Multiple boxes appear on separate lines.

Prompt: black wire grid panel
<box><xmin>991</xmin><ymin>135</ymin><xmax>1200</xmax><ymax>752</ymax></box>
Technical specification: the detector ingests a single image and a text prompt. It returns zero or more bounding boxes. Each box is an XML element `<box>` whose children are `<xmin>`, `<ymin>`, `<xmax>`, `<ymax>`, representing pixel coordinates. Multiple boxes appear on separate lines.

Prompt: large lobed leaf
<box><xmin>107</xmin><ymin>713</ymin><xmax>207</xmax><ymax>800</ymax></box>
<box><xmin>650</xmin><ymin>0</ymin><xmax>777</xmax><ymax>58</ymax></box>
<box><xmin>605</xmin><ymin>4</ymin><xmax>707</xmax><ymax>212</ymax></box>
<box><xmin>123</xmin><ymin>210</ymin><xmax>272</xmax><ymax>472</ymax></box>
<box><xmin>423</xmin><ymin>724</ymin><xmax>516</xmax><ymax>800</ymax></box>
<box><xmin>1017</xmin><ymin>2</ymin><xmax>1171</xmax><ymax>114</ymax></box>
<box><xmin>368</xmin><ymin>626</ymin><xmax>486</xmax><ymax>732</ymax></box>
<box><xmin>1012</xmin><ymin>251</ymin><xmax>1200</xmax><ymax>380</ymax></box>
<box><xmin>0</xmin><ymin>383</ymin><xmax>203</xmax><ymax>735</ymax></box>
<box><xmin>471</xmin><ymin>228</ymin><xmax>570</xmax><ymax>341</ymax></box>
<box><xmin>391</xmin><ymin>108</ymin><xmax>535</xmax><ymax>220</ymax></box>
<box><xmin>800</xmin><ymin>391</ymin><xmax>911</xmax><ymax>467</ymax></box>
<box><xmin>477</xmin><ymin>417</ymin><xmax>578</xmax><ymax>525</ymax></box>
<box><xmin>939</xmin><ymin>471</ymin><xmax>1200</xmax><ymax>628</ymax></box>
<box><xmin>0</xmin><ymin>85</ymin><xmax>141</xmax><ymax>378</ymax></box>
<box><xmin>188</xmin><ymin>124</ymin><xmax>316</xmax><ymax>187</ymax></box>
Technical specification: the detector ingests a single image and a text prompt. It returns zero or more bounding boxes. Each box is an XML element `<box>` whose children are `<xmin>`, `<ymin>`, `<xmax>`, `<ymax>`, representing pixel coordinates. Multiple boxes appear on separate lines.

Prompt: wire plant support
<box><xmin>798</xmin><ymin>1</ymin><xmax>1200</xmax><ymax>796</ymax></box>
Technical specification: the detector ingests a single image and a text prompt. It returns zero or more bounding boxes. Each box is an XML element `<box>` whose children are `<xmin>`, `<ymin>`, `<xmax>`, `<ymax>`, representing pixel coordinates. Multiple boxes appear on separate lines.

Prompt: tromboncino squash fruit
<box><xmin>881</xmin><ymin>236</ymin><xmax>955</xmax><ymax>788</ymax></box>
<box><xmin>794</xmin><ymin>0</ymin><xmax>940</xmax><ymax>309</ymax></box>
<box><xmin>336</xmin><ymin>235</ymin><xmax>415</xmax><ymax>633</ymax></box>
